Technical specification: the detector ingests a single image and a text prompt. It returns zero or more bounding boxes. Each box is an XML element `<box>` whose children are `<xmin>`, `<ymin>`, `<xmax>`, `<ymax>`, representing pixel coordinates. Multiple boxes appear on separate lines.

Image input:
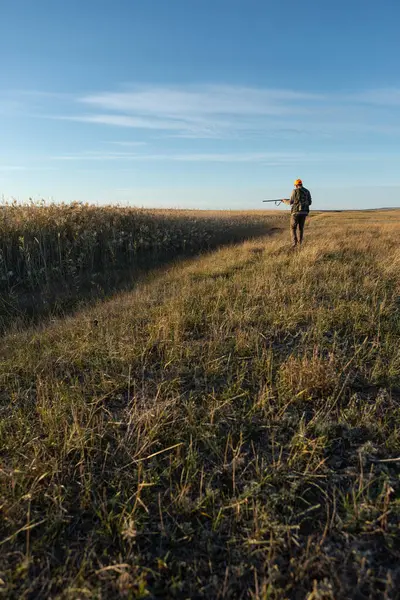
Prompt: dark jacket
<box><xmin>290</xmin><ymin>187</ymin><xmax>312</xmax><ymax>215</ymax></box>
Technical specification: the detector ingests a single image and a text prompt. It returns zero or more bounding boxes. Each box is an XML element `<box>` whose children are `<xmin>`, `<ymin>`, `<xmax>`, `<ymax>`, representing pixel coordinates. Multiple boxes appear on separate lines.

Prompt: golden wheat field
<box><xmin>0</xmin><ymin>206</ymin><xmax>399</xmax><ymax>599</ymax></box>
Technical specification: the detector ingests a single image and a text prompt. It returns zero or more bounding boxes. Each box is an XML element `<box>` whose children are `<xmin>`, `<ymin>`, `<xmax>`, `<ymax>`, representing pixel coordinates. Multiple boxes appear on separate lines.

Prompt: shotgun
<box><xmin>262</xmin><ymin>199</ymin><xmax>283</xmax><ymax>206</ymax></box>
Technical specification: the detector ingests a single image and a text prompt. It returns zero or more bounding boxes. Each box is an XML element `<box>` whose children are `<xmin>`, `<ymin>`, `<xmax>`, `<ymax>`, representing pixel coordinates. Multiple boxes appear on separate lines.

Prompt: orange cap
<box><xmin>294</xmin><ymin>179</ymin><xmax>303</xmax><ymax>186</ymax></box>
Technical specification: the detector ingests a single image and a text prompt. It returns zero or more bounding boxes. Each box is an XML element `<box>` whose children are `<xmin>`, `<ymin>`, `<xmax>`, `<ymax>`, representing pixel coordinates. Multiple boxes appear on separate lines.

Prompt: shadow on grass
<box><xmin>0</xmin><ymin>226</ymin><xmax>282</xmax><ymax>334</ymax></box>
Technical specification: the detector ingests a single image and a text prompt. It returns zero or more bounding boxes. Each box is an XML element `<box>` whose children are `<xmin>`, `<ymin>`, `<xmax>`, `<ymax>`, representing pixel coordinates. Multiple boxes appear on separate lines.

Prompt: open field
<box><xmin>0</xmin><ymin>209</ymin><xmax>399</xmax><ymax>599</ymax></box>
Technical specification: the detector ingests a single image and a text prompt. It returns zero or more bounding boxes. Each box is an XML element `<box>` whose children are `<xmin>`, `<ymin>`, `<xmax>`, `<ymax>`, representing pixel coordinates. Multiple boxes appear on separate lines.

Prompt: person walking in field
<box><xmin>282</xmin><ymin>179</ymin><xmax>312</xmax><ymax>247</ymax></box>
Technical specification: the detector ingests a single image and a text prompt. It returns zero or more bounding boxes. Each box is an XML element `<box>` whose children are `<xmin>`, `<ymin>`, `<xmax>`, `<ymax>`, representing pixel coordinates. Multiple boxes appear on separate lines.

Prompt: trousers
<box><xmin>290</xmin><ymin>213</ymin><xmax>307</xmax><ymax>246</ymax></box>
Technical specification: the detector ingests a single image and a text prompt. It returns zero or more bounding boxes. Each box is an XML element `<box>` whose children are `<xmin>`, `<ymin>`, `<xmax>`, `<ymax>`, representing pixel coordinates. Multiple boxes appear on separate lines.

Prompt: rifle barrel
<box><xmin>262</xmin><ymin>199</ymin><xmax>282</xmax><ymax>203</ymax></box>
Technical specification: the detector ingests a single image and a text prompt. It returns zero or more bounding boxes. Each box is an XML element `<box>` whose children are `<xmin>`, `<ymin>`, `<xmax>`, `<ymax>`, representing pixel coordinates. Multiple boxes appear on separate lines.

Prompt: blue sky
<box><xmin>1</xmin><ymin>0</ymin><xmax>400</xmax><ymax>209</ymax></box>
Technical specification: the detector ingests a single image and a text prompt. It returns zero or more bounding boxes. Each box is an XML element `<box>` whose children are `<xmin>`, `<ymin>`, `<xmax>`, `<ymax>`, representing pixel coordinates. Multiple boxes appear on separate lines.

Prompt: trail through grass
<box><xmin>0</xmin><ymin>211</ymin><xmax>399</xmax><ymax>599</ymax></box>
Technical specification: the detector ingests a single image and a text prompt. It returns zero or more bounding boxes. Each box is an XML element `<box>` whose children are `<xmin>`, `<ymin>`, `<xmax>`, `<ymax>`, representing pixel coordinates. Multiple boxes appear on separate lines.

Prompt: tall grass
<box><xmin>0</xmin><ymin>210</ymin><xmax>399</xmax><ymax>599</ymax></box>
<box><xmin>0</xmin><ymin>202</ymin><xmax>281</xmax><ymax>293</ymax></box>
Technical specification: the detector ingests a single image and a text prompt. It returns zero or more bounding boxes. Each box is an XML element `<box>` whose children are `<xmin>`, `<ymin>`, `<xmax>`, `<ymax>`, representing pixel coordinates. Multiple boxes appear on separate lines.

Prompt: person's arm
<box><xmin>308</xmin><ymin>190</ymin><xmax>312</xmax><ymax>206</ymax></box>
<box><xmin>281</xmin><ymin>191</ymin><xmax>296</xmax><ymax>205</ymax></box>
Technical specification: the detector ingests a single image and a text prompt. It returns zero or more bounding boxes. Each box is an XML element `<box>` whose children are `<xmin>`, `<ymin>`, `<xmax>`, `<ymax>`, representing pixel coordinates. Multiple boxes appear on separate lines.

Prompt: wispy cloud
<box><xmin>80</xmin><ymin>85</ymin><xmax>322</xmax><ymax>116</ymax></box>
<box><xmin>66</xmin><ymin>85</ymin><xmax>324</xmax><ymax>138</ymax></box>
<box><xmin>106</xmin><ymin>141</ymin><xmax>147</xmax><ymax>146</ymax></box>
<box><xmin>52</xmin><ymin>151</ymin><xmax>142</xmax><ymax>161</ymax></box>
<box><xmin>59</xmin><ymin>115</ymin><xmax>235</xmax><ymax>138</ymax></box>
<box><xmin>50</xmin><ymin>150</ymin><xmax>394</xmax><ymax>165</ymax></box>
<box><xmin>61</xmin><ymin>114</ymin><xmax>188</xmax><ymax>130</ymax></box>
<box><xmin>4</xmin><ymin>84</ymin><xmax>400</xmax><ymax>141</ymax></box>
<box><xmin>52</xmin><ymin>151</ymin><xmax>301</xmax><ymax>163</ymax></box>
<box><xmin>347</xmin><ymin>88</ymin><xmax>400</xmax><ymax>106</ymax></box>
<box><xmin>66</xmin><ymin>84</ymin><xmax>400</xmax><ymax>139</ymax></box>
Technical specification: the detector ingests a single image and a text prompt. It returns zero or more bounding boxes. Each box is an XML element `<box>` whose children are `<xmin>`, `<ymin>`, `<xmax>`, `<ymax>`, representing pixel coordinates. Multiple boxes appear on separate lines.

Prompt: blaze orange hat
<box><xmin>294</xmin><ymin>179</ymin><xmax>303</xmax><ymax>186</ymax></box>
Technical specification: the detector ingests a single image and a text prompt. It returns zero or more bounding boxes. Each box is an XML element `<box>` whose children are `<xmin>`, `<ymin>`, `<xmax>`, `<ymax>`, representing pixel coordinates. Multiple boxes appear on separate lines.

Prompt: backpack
<box><xmin>292</xmin><ymin>187</ymin><xmax>310</xmax><ymax>213</ymax></box>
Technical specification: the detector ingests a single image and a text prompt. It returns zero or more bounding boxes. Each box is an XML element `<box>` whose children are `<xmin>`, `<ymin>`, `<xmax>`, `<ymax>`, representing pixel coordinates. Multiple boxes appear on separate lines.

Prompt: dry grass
<box><xmin>0</xmin><ymin>202</ymin><xmax>280</xmax><ymax>293</ymax></box>
<box><xmin>0</xmin><ymin>209</ymin><xmax>399</xmax><ymax>599</ymax></box>
<box><xmin>0</xmin><ymin>202</ymin><xmax>283</xmax><ymax>331</ymax></box>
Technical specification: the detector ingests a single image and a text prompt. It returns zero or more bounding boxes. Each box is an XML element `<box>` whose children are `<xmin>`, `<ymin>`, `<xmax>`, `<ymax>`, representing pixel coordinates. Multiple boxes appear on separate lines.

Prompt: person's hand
<box><xmin>282</xmin><ymin>198</ymin><xmax>290</xmax><ymax>205</ymax></box>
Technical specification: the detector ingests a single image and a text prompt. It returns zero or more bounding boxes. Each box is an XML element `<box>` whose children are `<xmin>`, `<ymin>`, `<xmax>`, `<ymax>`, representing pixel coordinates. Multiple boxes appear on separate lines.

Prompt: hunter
<box><xmin>282</xmin><ymin>179</ymin><xmax>312</xmax><ymax>247</ymax></box>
